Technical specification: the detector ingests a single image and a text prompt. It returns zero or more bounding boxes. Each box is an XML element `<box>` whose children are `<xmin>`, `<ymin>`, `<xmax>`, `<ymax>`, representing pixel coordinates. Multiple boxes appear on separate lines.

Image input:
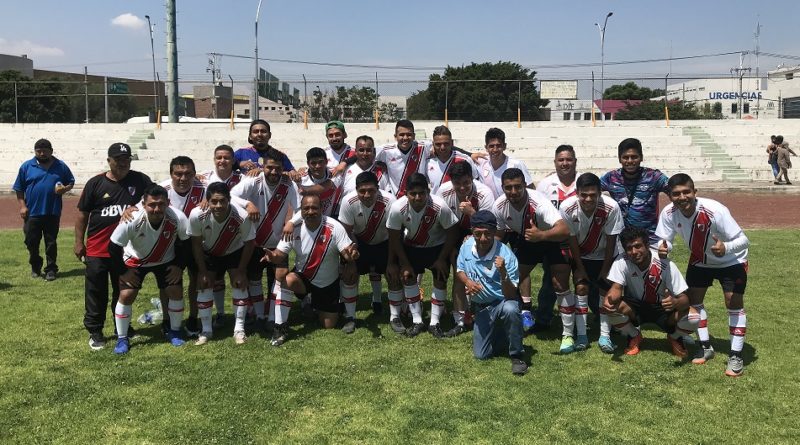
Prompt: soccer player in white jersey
<box><xmin>560</xmin><ymin>173</ymin><xmax>624</xmax><ymax>353</ymax></box>
<box><xmin>109</xmin><ymin>185</ymin><xmax>191</xmax><ymax>354</ymax></box>
<box><xmin>341</xmin><ymin>136</ymin><xmax>390</xmax><ymax>197</ymax></box>
<box><xmin>436</xmin><ymin>162</ymin><xmax>494</xmax><ymax>337</ymax></box>
<box><xmin>297</xmin><ymin>147</ymin><xmax>343</xmax><ymax>217</ymax></box>
<box><xmin>231</xmin><ymin>148</ymin><xmax>300</xmax><ymax>338</ymax></box>
<box><xmin>426</xmin><ymin>125</ymin><xmax>478</xmax><ymax>195</ymax></box>
<box><xmin>376</xmin><ymin>119</ymin><xmax>433</xmax><ymax>198</ymax></box>
<box><xmin>386</xmin><ymin>173</ymin><xmax>460</xmax><ymax>337</ymax></box>
<box><xmin>189</xmin><ymin>183</ymin><xmax>256</xmax><ymax>345</ymax></box>
<box><xmin>604</xmin><ymin>226</ymin><xmax>699</xmax><ymax>358</ymax></box>
<box><xmin>323</xmin><ymin>120</ymin><xmax>356</xmax><ymax>171</ymax></box>
<box><xmin>339</xmin><ymin>172</ymin><xmax>401</xmax><ymax>332</ymax></box>
<box><xmin>655</xmin><ymin>173</ymin><xmax>750</xmax><ymax>377</ymax></box>
<box><xmin>493</xmin><ymin>168</ymin><xmax>573</xmax><ymax>352</ymax></box>
<box><xmin>477</xmin><ymin>127</ymin><xmax>534</xmax><ymax>200</ymax></box>
<box><xmin>262</xmin><ymin>194</ymin><xmax>359</xmax><ymax>346</ymax></box>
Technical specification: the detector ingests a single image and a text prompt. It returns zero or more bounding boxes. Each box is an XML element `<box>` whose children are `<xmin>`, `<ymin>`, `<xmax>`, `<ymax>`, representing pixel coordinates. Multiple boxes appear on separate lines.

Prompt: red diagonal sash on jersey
<box><xmin>406</xmin><ymin>203</ymin><xmax>438</xmax><ymax>246</ymax></box>
<box><xmin>300</xmin><ymin>223</ymin><xmax>334</xmax><ymax>281</ymax></box>
<box><xmin>124</xmin><ymin>218</ymin><xmax>178</xmax><ymax>267</ymax></box>
<box><xmin>396</xmin><ymin>144</ymin><xmax>425</xmax><ymax>198</ymax></box>
<box><xmin>643</xmin><ymin>259</ymin><xmax>664</xmax><ymax>304</ymax></box>
<box><xmin>356</xmin><ymin>199</ymin><xmax>387</xmax><ymax>243</ymax></box>
<box><xmin>255</xmin><ymin>182</ymin><xmax>289</xmax><ymax>246</ymax></box>
<box><xmin>689</xmin><ymin>210</ymin><xmax>712</xmax><ymax>265</ymax></box>
<box><xmin>579</xmin><ymin>206</ymin><xmax>609</xmax><ymax>256</ymax></box>
<box><xmin>226</xmin><ymin>173</ymin><xmax>242</xmax><ymax>189</ymax></box>
<box><xmin>521</xmin><ymin>200</ymin><xmax>537</xmax><ymax>233</ymax></box>
<box><xmin>459</xmin><ymin>195</ymin><xmax>480</xmax><ymax>229</ymax></box>
<box><xmin>208</xmin><ymin>213</ymin><xmax>242</xmax><ymax>256</ymax></box>
<box><xmin>181</xmin><ymin>185</ymin><xmax>205</xmax><ymax>217</ymax></box>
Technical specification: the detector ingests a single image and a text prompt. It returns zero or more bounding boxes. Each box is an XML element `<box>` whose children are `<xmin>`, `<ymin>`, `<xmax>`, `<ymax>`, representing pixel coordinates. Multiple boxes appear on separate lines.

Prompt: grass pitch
<box><xmin>0</xmin><ymin>229</ymin><xmax>798</xmax><ymax>444</ymax></box>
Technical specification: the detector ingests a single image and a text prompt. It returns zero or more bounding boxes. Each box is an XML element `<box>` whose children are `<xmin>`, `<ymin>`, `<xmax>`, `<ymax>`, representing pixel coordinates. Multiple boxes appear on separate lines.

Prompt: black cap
<box><xmin>34</xmin><ymin>139</ymin><xmax>52</xmax><ymax>150</ymax></box>
<box><xmin>471</xmin><ymin>210</ymin><xmax>497</xmax><ymax>229</ymax></box>
<box><xmin>108</xmin><ymin>142</ymin><xmax>132</xmax><ymax>158</ymax></box>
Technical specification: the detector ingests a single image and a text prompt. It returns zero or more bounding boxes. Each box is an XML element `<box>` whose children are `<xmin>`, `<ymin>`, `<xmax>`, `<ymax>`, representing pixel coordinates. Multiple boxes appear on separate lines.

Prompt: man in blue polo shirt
<box><xmin>456</xmin><ymin>210</ymin><xmax>527</xmax><ymax>375</ymax></box>
<box><xmin>13</xmin><ymin>139</ymin><xmax>75</xmax><ymax>281</ymax></box>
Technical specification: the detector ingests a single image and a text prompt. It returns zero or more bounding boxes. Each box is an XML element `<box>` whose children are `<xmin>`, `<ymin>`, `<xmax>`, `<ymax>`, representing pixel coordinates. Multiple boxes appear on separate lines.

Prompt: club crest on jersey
<box><xmin>128</xmin><ymin>186</ymin><xmax>136</xmax><ymax>196</ymax></box>
<box><xmin>595</xmin><ymin>217</ymin><xmax>604</xmax><ymax>225</ymax></box>
<box><xmin>320</xmin><ymin>235</ymin><xmax>326</xmax><ymax>243</ymax></box>
<box><xmin>163</xmin><ymin>231</ymin><xmax>171</xmax><ymax>238</ymax></box>
<box><xmin>190</xmin><ymin>196</ymin><xmax>199</xmax><ymax>203</ymax></box>
<box><xmin>648</xmin><ymin>274</ymin><xmax>657</xmax><ymax>284</ymax></box>
<box><xmin>423</xmin><ymin>216</ymin><xmax>432</xmax><ymax>224</ymax></box>
<box><xmin>696</xmin><ymin>224</ymin><xmax>706</xmax><ymax>232</ymax></box>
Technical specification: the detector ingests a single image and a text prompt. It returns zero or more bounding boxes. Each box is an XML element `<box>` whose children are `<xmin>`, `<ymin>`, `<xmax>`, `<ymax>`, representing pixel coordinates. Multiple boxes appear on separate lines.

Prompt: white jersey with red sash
<box><xmin>188</xmin><ymin>203</ymin><xmax>255</xmax><ymax>257</ymax></box>
<box><xmin>535</xmin><ymin>172</ymin><xmax>579</xmax><ymax>209</ymax></box>
<box><xmin>477</xmin><ymin>155</ymin><xmax>533</xmax><ymax>200</ymax></box>
<box><xmin>341</xmin><ymin>162</ymin><xmax>390</xmax><ymax>196</ymax></box>
<box><xmin>386</xmin><ymin>194</ymin><xmax>458</xmax><ymax>248</ymax></box>
<box><xmin>110</xmin><ymin>206</ymin><xmax>189</xmax><ymax>268</ymax></box>
<box><xmin>231</xmin><ymin>174</ymin><xmax>299</xmax><ymax>249</ymax></box>
<box><xmin>560</xmin><ymin>195</ymin><xmax>624</xmax><ymax>260</ymax></box>
<box><xmin>437</xmin><ymin>181</ymin><xmax>494</xmax><ymax>230</ymax></box>
<box><xmin>426</xmin><ymin>151</ymin><xmax>478</xmax><ymax>196</ymax></box>
<box><xmin>338</xmin><ymin>190</ymin><xmax>396</xmax><ymax>245</ymax></box>
<box><xmin>607</xmin><ymin>250</ymin><xmax>688</xmax><ymax>304</ymax></box>
<box><xmin>493</xmin><ymin>189</ymin><xmax>562</xmax><ymax>236</ymax></box>
<box><xmin>160</xmin><ymin>179</ymin><xmax>206</xmax><ymax>218</ymax></box>
<box><xmin>300</xmin><ymin>170</ymin><xmax>343</xmax><ymax>217</ymax></box>
<box><xmin>324</xmin><ymin>144</ymin><xmax>356</xmax><ymax>171</ymax></box>
<box><xmin>276</xmin><ymin>216</ymin><xmax>353</xmax><ymax>288</ymax></box>
<box><xmin>376</xmin><ymin>140</ymin><xmax>432</xmax><ymax>197</ymax></box>
<box><xmin>655</xmin><ymin>197</ymin><xmax>748</xmax><ymax>268</ymax></box>
<box><xmin>201</xmin><ymin>169</ymin><xmax>243</xmax><ymax>190</ymax></box>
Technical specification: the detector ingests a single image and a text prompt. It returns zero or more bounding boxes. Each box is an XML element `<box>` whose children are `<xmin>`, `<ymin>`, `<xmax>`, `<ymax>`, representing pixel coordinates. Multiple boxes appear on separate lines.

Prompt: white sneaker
<box><xmin>233</xmin><ymin>330</ymin><xmax>247</xmax><ymax>345</ymax></box>
<box><xmin>195</xmin><ymin>332</ymin><xmax>211</xmax><ymax>346</ymax></box>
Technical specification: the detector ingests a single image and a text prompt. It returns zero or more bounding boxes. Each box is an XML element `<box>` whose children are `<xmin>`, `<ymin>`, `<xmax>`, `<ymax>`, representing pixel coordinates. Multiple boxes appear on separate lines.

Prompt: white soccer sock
<box><xmin>268</xmin><ymin>281</ymin><xmax>280</xmax><ymax>322</ymax></box>
<box><xmin>728</xmin><ymin>308</ymin><xmax>746</xmax><ymax>353</ymax></box>
<box><xmin>430</xmin><ymin>287</ymin><xmax>446</xmax><ymax>326</ymax></box>
<box><xmin>342</xmin><ymin>283</ymin><xmax>358</xmax><ymax>319</ymax></box>
<box><xmin>370</xmin><ymin>274</ymin><xmax>382</xmax><ymax>303</ymax></box>
<box><xmin>694</xmin><ymin>304</ymin><xmax>710</xmax><ymax>343</ymax></box>
<box><xmin>404</xmin><ymin>284</ymin><xmax>423</xmax><ymax>324</ymax></box>
<box><xmin>114</xmin><ymin>303</ymin><xmax>133</xmax><ymax>338</ymax></box>
<box><xmin>249</xmin><ymin>280</ymin><xmax>266</xmax><ymax>320</ymax></box>
<box><xmin>557</xmin><ymin>291</ymin><xmax>576</xmax><ymax>337</ymax></box>
<box><xmin>452</xmin><ymin>310</ymin><xmax>465</xmax><ymax>326</ymax></box>
<box><xmin>599</xmin><ymin>313</ymin><xmax>612</xmax><ymax>337</ymax></box>
<box><xmin>276</xmin><ymin>289</ymin><xmax>297</xmax><ymax>325</ymax></box>
<box><xmin>671</xmin><ymin>311</ymin><xmax>700</xmax><ymax>339</ymax></box>
<box><xmin>167</xmin><ymin>299</ymin><xmax>184</xmax><ymax>331</ymax></box>
<box><xmin>387</xmin><ymin>290</ymin><xmax>403</xmax><ymax>320</ymax></box>
<box><xmin>574</xmin><ymin>293</ymin><xmax>589</xmax><ymax>336</ymax></box>
<box><xmin>197</xmin><ymin>289</ymin><xmax>214</xmax><ymax>334</ymax></box>
<box><xmin>607</xmin><ymin>312</ymin><xmax>639</xmax><ymax>338</ymax></box>
<box><xmin>232</xmin><ymin>288</ymin><xmax>249</xmax><ymax>332</ymax></box>
<box><xmin>213</xmin><ymin>279</ymin><xmax>226</xmax><ymax>315</ymax></box>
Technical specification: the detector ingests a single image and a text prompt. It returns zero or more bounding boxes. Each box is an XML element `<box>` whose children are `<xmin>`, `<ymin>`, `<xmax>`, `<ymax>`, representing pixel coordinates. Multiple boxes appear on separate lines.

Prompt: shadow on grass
<box><xmin>0</xmin><ymin>282</ymin><xmax>11</xmax><ymax>291</ymax></box>
<box><xmin>53</xmin><ymin>268</ymin><xmax>85</xmax><ymax>279</ymax></box>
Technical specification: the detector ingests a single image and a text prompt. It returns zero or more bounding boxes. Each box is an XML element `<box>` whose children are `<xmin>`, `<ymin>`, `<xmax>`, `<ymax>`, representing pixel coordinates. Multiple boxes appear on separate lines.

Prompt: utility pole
<box><xmin>166</xmin><ymin>0</ymin><xmax>179</xmax><ymax>122</ymax></box>
<box><xmin>754</xmin><ymin>20</ymin><xmax>762</xmax><ymax>118</ymax></box>
<box><xmin>207</xmin><ymin>54</ymin><xmax>221</xmax><ymax>118</ymax></box>
<box><xmin>731</xmin><ymin>52</ymin><xmax>751</xmax><ymax>119</ymax></box>
<box><xmin>84</xmin><ymin>66</ymin><xmax>89</xmax><ymax>123</ymax></box>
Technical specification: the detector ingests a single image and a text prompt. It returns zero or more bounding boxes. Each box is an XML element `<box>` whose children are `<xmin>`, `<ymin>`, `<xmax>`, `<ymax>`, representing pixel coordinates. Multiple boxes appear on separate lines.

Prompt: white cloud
<box><xmin>0</xmin><ymin>38</ymin><xmax>64</xmax><ymax>57</ymax></box>
<box><xmin>111</xmin><ymin>13</ymin><xmax>145</xmax><ymax>30</ymax></box>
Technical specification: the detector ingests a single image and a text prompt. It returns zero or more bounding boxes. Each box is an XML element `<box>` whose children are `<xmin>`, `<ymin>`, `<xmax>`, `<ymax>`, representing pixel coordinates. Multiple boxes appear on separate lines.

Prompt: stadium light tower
<box><xmin>252</xmin><ymin>0</ymin><xmax>264</xmax><ymax>120</ymax></box>
<box><xmin>595</xmin><ymin>11</ymin><xmax>613</xmax><ymax>120</ymax></box>
<box><xmin>145</xmin><ymin>15</ymin><xmax>159</xmax><ymax>114</ymax></box>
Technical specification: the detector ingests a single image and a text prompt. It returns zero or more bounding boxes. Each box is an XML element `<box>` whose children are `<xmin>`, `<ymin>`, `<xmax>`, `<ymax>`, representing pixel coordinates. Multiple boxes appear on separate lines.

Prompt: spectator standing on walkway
<box><xmin>774</xmin><ymin>135</ymin><xmax>796</xmax><ymax>185</ymax></box>
<box><xmin>766</xmin><ymin>135</ymin><xmax>780</xmax><ymax>182</ymax></box>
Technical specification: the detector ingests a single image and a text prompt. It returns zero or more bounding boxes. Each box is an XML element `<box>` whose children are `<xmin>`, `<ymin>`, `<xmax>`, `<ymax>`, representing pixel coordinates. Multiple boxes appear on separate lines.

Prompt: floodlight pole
<box><xmin>253</xmin><ymin>0</ymin><xmax>264</xmax><ymax>121</ymax></box>
<box><xmin>145</xmin><ymin>15</ymin><xmax>159</xmax><ymax>113</ymax></box>
<box><xmin>595</xmin><ymin>12</ymin><xmax>613</xmax><ymax>121</ymax></box>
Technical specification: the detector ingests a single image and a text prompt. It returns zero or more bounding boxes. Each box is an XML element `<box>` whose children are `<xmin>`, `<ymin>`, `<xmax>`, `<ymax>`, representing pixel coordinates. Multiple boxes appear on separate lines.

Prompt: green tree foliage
<box><xmin>603</xmin><ymin>81</ymin><xmax>665</xmax><ymax>100</ymax></box>
<box><xmin>0</xmin><ymin>71</ymin><xmax>72</xmax><ymax>123</ymax></box>
<box><xmin>407</xmin><ymin>62</ymin><xmax>548</xmax><ymax>121</ymax></box>
<box><xmin>309</xmin><ymin>86</ymin><xmax>400</xmax><ymax>122</ymax></box>
<box><xmin>615</xmin><ymin>100</ymin><xmax>722</xmax><ymax>120</ymax></box>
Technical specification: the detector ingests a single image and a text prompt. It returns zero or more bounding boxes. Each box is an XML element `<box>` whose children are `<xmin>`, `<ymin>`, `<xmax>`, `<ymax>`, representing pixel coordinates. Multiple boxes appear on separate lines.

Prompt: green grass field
<box><xmin>0</xmin><ymin>229</ymin><xmax>798</xmax><ymax>444</ymax></box>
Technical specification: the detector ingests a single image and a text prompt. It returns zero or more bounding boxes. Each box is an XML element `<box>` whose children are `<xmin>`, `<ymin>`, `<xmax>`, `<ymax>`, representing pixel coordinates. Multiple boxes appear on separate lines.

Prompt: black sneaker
<box><xmin>184</xmin><ymin>317</ymin><xmax>200</xmax><ymax>338</ymax></box>
<box><xmin>511</xmin><ymin>356</ymin><xmax>528</xmax><ymax>376</ymax></box>
<box><xmin>44</xmin><ymin>271</ymin><xmax>56</xmax><ymax>281</ymax></box>
<box><xmin>389</xmin><ymin>318</ymin><xmax>407</xmax><ymax>334</ymax></box>
<box><xmin>428</xmin><ymin>323</ymin><xmax>444</xmax><ymax>338</ymax></box>
<box><xmin>88</xmin><ymin>332</ymin><xmax>105</xmax><ymax>350</ymax></box>
<box><xmin>372</xmin><ymin>301</ymin><xmax>383</xmax><ymax>315</ymax></box>
<box><xmin>263</xmin><ymin>319</ymin><xmax>275</xmax><ymax>335</ymax></box>
<box><xmin>271</xmin><ymin>323</ymin><xmax>288</xmax><ymax>346</ymax></box>
<box><xmin>341</xmin><ymin>317</ymin><xmax>356</xmax><ymax>334</ymax></box>
<box><xmin>444</xmin><ymin>324</ymin><xmax>465</xmax><ymax>338</ymax></box>
<box><xmin>406</xmin><ymin>322</ymin><xmax>425</xmax><ymax>337</ymax></box>
<box><xmin>31</xmin><ymin>271</ymin><xmax>41</xmax><ymax>279</ymax></box>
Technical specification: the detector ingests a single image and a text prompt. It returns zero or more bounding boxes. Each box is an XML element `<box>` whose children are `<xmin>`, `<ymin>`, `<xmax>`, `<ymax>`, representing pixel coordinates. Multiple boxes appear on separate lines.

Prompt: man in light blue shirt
<box><xmin>456</xmin><ymin>210</ymin><xmax>527</xmax><ymax>375</ymax></box>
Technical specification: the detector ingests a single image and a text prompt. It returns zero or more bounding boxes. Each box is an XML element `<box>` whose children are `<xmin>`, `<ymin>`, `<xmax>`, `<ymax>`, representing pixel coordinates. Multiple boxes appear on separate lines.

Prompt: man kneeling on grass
<box><xmin>456</xmin><ymin>210</ymin><xmax>527</xmax><ymax>376</ymax></box>
<box><xmin>603</xmin><ymin>226</ymin><xmax>699</xmax><ymax>358</ymax></box>
<box><xmin>109</xmin><ymin>184</ymin><xmax>191</xmax><ymax>354</ymax></box>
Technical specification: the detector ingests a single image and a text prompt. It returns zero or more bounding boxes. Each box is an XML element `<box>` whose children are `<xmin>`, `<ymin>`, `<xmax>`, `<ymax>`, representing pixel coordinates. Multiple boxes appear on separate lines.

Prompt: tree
<box><xmin>603</xmin><ymin>82</ymin><xmax>664</xmax><ymax>100</ymax></box>
<box><xmin>407</xmin><ymin>62</ymin><xmax>548</xmax><ymax>121</ymax></box>
<box><xmin>308</xmin><ymin>86</ymin><xmax>399</xmax><ymax>122</ymax></box>
<box><xmin>614</xmin><ymin>99</ymin><xmax>722</xmax><ymax>120</ymax></box>
<box><xmin>0</xmin><ymin>70</ymin><xmax>72</xmax><ymax>123</ymax></box>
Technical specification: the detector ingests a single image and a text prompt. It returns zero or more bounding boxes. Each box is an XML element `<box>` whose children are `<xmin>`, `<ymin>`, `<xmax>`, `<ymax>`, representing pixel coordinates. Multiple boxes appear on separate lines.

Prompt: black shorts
<box><xmin>205</xmin><ymin>247</ymin><xmax>244</xmax><ymax>276</ymax></box>
<box><xmin>120</xmin><ymin>261</ymin><xmax>182</xmax><ymax>290</ymax></box>
<box><xmin>356</xmin><ymin>240</ymin><xmax>389</xmax><ymax>275</ymax></box>
<box><xmin>515</xmin><ymin>240</ymin><xmax>568</xmax><ymax>267</ymax></box>
<box><xmin>293</xmin><ymin>270</ymin><xmax>341</xmax><ymax>313</ymax></box>
<box><xmin>686</xmin><ymin>262</ymin><xmax>748</xmax><ymax>294</ymax></box>
<box><xmin>578</xmin><ymin>258</ymin><xmax>612</xmax><ymax>292</ymax></box>
<box><xmin>623</xmin><ymin>297</ymin><xmax>670</xmax><ymax>332</ymax></box>
<box><xmin>404</xmin><ymin>244</ymin><xmax>446</xmax><ymax>275</ymax></box>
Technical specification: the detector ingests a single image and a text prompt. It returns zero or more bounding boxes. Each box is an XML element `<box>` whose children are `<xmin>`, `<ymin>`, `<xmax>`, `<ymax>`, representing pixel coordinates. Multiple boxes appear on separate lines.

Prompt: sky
<box><xmin>2</xmin><ymin>0</ymin><xmax>799</xmax><ymax>98</ymax></box>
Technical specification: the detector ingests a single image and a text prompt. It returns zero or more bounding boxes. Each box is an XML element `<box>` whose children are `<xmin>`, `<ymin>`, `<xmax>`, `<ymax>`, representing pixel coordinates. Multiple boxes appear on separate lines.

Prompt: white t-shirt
<box><xmin>426</xmin><ymin>151</ymin><xmax>478</xmax><ymax>196</ymax></box>
<box><xmin>160</xmin><ymin>179</ymin><xmax>206</xmax><ymax>218</ymax></box>
<box><xmin>110</xmin><ymin>206</ymin><xmax>189</xmax><ymax>268</ymax></box>
<box><xmin>476</xmin><ymin>155</ymin><xmax>533</xmax><ymax>200</ymax></box>
<box><xmin>231</xmin><ymin>174</ymin><xmax>299</xmax><ymax>249</ymax></box>
<box><xmin>324</xmin><ymin>144</ymin><xmax>356</xmax><ymax>171</ymax></box>
<box><xmin>655</xmin><ymin>197</ymin><xmax>748</xmax><ymax>268</ymax></box>
<box><xmin>386</xmin><ymin>194</ymin><xmax>459</xmax><ymax>248</ymax></box>
<box><xmin>376</xmin><ymin>140</ymin><xmax>432</xmax><ymax>197</ymax></box>
<box><xmin>607</xmin><ymin>251</ymin><xmax>689</xmax><ymax>304</ymax></box>
<box><xmin>276</xmin><ymin>216</ymin><xmax>353</xmax><ymax>287</ymax></box>
<box><xmin>437</xmin><ymin>180</ymin><xmax>494</xmax><ymax>231</ymax></box>
<box><xmin>338</xmin><ymin>190</ymin><xmax>396</xmax><ymax>245</ymax></box>
<box><xmin>535</xmin><ymin>172</ymin><xmax>579</xmax><ymax>210</ymax></box>
<box><xmin>493</xmin><ymin>189</ymin><xmax>563</xmax><ymax>235</ymax></box>
<box><xmin>299</xmin><ymin>170</ymin><xmax>343</xmax><ymax>217</ymax></box>
<box><xmin>188</xmin><ymin>203</ymin><xmax>255</xmax><ymax>257</ymax></box>
<box><xmin>560</xmin><ymin>195</ymin><xmax>624</xmax><ymax>260</ymax></box>
<box><xmin>341</xmin><ymin>162</ymin><xmax>391</xmax><ymax>197</ymax></box>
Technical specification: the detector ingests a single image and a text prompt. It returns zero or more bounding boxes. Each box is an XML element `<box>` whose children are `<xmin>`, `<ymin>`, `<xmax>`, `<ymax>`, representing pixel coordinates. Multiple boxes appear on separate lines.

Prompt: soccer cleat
<box><xmin>341</xmin><ymin>317</ymin><xmax>356</xmax><ymax>334</ymax></box>
<box><xmin>692</xmin><ymin>345</ymin><xmax>716</xmax><ymax>365</ymax></box>
<box><xmin>444</xmin><ymin>324</ymin><xmax>465</xmax><ymax>338</ymax></box>
<box><xmin>428</xmin><ymin>324</ymin><xmax>444</xmax><ymax>339</ymax></box>
<box><xmin>44</xmin><ymin>271</ymin><xmax>56</xmax><ymax>281</ymax></box>
<box><xmin>213</xmin><ymin>313</ymin><xmax>225</xmax><ymax>329</ymax></box>
<box><xmin>406</xmin><ymin>322</ymin><xmax>425</xmax><ymax>338</ymax></box>
<box><xmin>598</xmin><ymin>335</ymin><xmax>616</xmax><ymax>354</ymax></box>
<box><xmin>575</xmin><ymin>335</ymin><xmax>589</xmax><ymax>351</ymax></box>
<box><xmin>233</xmin><ymin>330</ymin><xmax>247</xmax><ymax>345</ymax></box>
<box><xmin>167</xmin><ymin>330</ymin><xmax>185</xmax><ymax>347</ymax></box>
<box><xmin>31</xmin><ymin>271</ymin><xmax>41</xmax><ymax>279</ymax></box>
<box><xmin>725</xmin><ymin>355</ymin><xmax>744</xmax><ymax>377</ymax></box>
<box><xmin>668</xmin><ymin>335</ymin><xmax>688</xmax><ymax>358</ymax></box>
<box><xmin>511</xmin><ymin>357</ymin><xmax>528</xmax><ymax>376</ymax></box>
<box><xmin>184</xmin><ymin>317</ymin><xmax>200</xmax><ymax>338</ymax></box>
<box><xmin>372</xmin><ymin>302</ymin><xmax>383</xmax><ymax>316</ymax></box>
<box><xmin>560</xmin><ymin>336</ymin><xmax>575</xmax><ymax>354</ymax></box>
<box><xmin>389</xmin><ymin>318</ymin><xmax>407</xmax><ymax>334</ymax></box>
<box><xmin>88</xmin><ymin>332</ymin><xmax>106</xmax><ymax>350</ymax></box>
<box><xmin>195</xmin><ymin>332</ymin><xmax>211</xmax><ymax>346</ymax></box>
<box><xmin>113</xmin><ymin>337</ymin><xmax>130</xmax><ymax>355</ymax></box>
<box><xmin>624</xmin><ymin>333</ymin><xmax>642</xmax><ymax>356</ymax></box>
<box><xmin>521</xmin><ymin>310</ymin><xmax>535</xmax><ymax>332</ymax></box>
<box><xmin>270</xmin><ymin>324</ymin><xmax>288</xmax><ymax>346</ymax></box>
